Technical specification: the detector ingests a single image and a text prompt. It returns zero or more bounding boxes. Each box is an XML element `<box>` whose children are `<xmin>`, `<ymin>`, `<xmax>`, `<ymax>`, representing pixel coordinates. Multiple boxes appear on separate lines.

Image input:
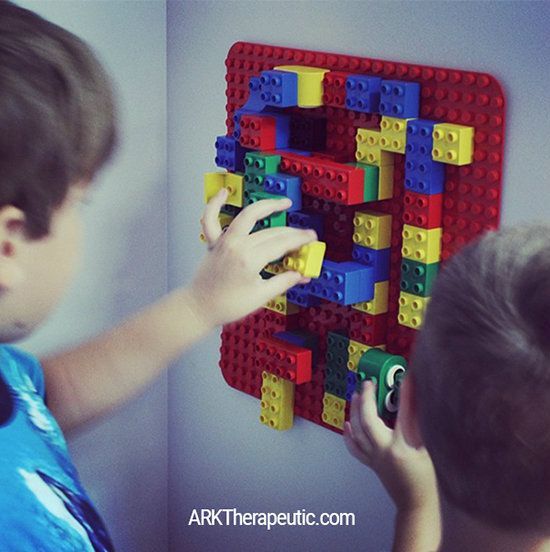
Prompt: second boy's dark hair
<box><xmin>412</xmin><ymin>224</ymin><xmax>550</xmax><ymax>531</ymax></box>
<box><xmin>0</xmin><ymin>1</ymin><xmax>117</xmax><ymax>238</ymax></box>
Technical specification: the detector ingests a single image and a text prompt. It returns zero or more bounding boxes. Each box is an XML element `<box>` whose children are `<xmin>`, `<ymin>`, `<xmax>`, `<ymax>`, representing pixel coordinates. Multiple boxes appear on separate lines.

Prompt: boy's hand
<box><xmin>188</xmin><ymin>189</ymin><xmax>316</xmax><ymax>330</ymax></box>
<box><xmin>344</xmin><ymin>380</ymin><xmax>439</xmax><ymax>514</ymax></box>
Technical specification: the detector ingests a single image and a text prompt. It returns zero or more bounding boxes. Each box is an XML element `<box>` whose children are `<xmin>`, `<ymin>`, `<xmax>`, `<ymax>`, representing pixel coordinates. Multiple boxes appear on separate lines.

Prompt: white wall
<box><xmin>19</xmin><ymin>2</ymin><xmax>168</xmax><ymax>551</ymax></box>
<box><xmin>167</xmin><ymin>1</ymin><xmax>550</xmax><ymax>551</ymax></box>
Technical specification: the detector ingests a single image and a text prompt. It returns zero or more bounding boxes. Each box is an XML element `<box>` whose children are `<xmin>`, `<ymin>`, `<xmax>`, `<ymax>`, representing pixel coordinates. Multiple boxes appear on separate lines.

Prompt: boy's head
<box><xmin>0</xmin><ymin>1</ymin><xmax>116</xmax><ymax>341</ymax></box>
<box><xmin>408</xmin><ymin>224</ymin><xmax>550</xmax><ymax>532</ymax></box>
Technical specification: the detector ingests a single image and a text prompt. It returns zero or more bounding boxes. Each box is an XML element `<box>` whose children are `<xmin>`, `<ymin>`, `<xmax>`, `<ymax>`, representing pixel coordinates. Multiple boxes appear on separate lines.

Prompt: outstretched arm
<box><xmin>344</xmin><ymin>380</ymin><xmax>441</xmax><ymax>552</ymax></box>
<box><xmin>42</xmin><ymin>190</ymin><xmax>316</xmax><ymax>434</ymax></box>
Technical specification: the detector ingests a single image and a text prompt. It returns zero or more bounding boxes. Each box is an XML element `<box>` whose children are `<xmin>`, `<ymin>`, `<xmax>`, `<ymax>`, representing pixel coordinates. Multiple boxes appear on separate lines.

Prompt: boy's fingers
<box><xmin>202</xmin><ymin>188</ymin><xmax>228</xmax><ymax>245</ymax></box>
<box><xmin>251</xmin><ymin>228</ymin><xmax>318</xmax><ymax>267</ymax></box>
<box><xmin>359</xmin><ymin>381</ymin><xmax>392</xmax><ymax>448</ymax></box>
<box><xmin>261</xmin><ymin>270</ymin><xmax>306</xmax><ymax>299</ymax></box>
<box><xmin>226</xmin><ymin>198</ymin><xmax>292</xmax><ymax>237</ymax></box>
<box><xmin>349</xmin><ymin>392</ymin><xmax>375</xmax><ymax>455</ymax></box>
<box><xmin>343</xmin><ymin>422</ymin><xmax>372</xmax><ymax>466</ymax></box>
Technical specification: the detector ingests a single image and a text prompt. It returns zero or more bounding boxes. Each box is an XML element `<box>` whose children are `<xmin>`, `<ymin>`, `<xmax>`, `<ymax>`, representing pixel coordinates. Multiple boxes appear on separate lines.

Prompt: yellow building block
<box><xmin>401</xmin><ymin>224</ymin><xmax>442</xmax><ymax>264</ymax></box>
<box><xmin>432</xmin><ymin>123</ymin><xmax>474</xmax><ymax>166</ymax></box>
<box><xmin>377</xmin><ymin>163</ymin><xmax>394</xmax><ymax>200</ymax></box>
<box><xmin>204</xmin><ymin>172</ymin><xmax>244</xmax><ymax>207</ymax></box>
<box><xmin>322</xmin><ymin>392</ymin><xmax>346</xmax><ymax>430</ymax></box>
<box><xmin>347</xmin><ymin>341</ymin><xmax>386</xmax><ymax>372</ymax></box>
<box><xmin>274</xmin><ymin>65</ymin><xmax>329</xmax><ymax>108</ymax></box>
<box><xmin>398</xmin><ymin>291</ymin><xmax>430</xmax><ymax>330</ymax></box>
<box><xmin>352</xmin><ymin>281</ymin><xmax>389</xmax><ymax>315</ymax></box>
<box><xmin>355</xmin><ymin>128</ymin><xmax>394</xmax><ymax>167</ymax></box>
<box><xmin>264</xmin><ymin>261</ymin><xmax>285</xmax><ymax>275</ymax></box>
<box><xmin>379</xmin><ymin>116</ymin><xmax>414</xmax><ymax>154</ymax></box>
<box><xmin>260</xmin><ymin>371</ymin><xmax>295</xmax><ymax>431</ymax></box>
<box><xmin>265</xmin><ymin>293</ymin><xmax>299</xmax><ymax>315</ymax></box>
<box><xmin>353</xmin><ymin>210</ymin><xmax>392</xmax><ymax>250</ymax></box>
<box><xmin>199</xmin><ymin>212</ymin><xmax>234</xmax><ymax>243</ymax></box>
<box><xmin>283</xmin><ymin>240</ymin><xmax>326</xmax><ymax>278</ymax></box>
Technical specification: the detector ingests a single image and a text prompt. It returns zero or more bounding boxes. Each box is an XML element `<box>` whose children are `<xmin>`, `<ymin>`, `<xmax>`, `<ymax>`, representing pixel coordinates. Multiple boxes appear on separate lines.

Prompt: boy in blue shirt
<box><xmin>0</xmin><ymin>3</ymin><xmax>315</xmax><ymax>550</ymax></box>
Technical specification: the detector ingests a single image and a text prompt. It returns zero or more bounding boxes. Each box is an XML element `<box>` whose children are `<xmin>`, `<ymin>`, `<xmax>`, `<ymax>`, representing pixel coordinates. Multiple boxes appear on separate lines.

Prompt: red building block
<box><xmin>239</xmin><ymin>114</ymin><xmax>276</xmax><ymax>150</ymax></box>
<box><xmin>402</xmin><ymin>191</ymin><xmax>443</xmax><ymax>229</ymax></box>
<box><xmin>255</xmin><ymin>336</ymin><xmax>313</xmax><ymax>384</ymax></box>
<box><xmin>322</xmin><ymin>71</ymin><xmax>350</xmax><ymax>108</ymax></box>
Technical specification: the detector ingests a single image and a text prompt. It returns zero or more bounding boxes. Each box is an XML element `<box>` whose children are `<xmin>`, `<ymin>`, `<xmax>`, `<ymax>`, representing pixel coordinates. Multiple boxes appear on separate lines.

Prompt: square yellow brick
<box><xmin>347</xmin><ymin>341</ymin><xmax>386</xmax><ymax>372</ymax></box>
<box><xmin>322</xmin><ymin>392</ymin><xmax>346</xmax><ymax>430</ymax></box>
<box><xmin>274</xmin><ymin>65</ymin><xmax>329</xmax><ymax>108</ymax></box>
<box><xmin>377</xmin><ymin>163</ymin><xmax>394</xmax><ymax>200</ymax></box>
<box><xmin>432</xmin><ymin>123</ymin><xmax>474</xmax><ymax>166</ymax></box>
<box><xmin>283</xmin><ymin>241</ymin><xmax>326</xmax><ymax>278</ymax></box>
<box><xmin>398</xmin><ymin>291</ymin><xmax>430</xmax><ymax>330</ymax></box>
<box><xmin>260</xmin><ymin>371</ymin><xmax>295</xmax><ymax>431</ymax></box>
<box><xmin>379</xmin><ymin>116</ymin><xmax>414</xmax><ymax>154</ymax></box>
<box><xmin>401</xmin><ymin>224</ymin><xmax>442</xmax><ymax>264</ymax></box>
<box><xmin>265</xmin><ymin>293</ymin><xmax>299</xmax><ymax>315</ymax></box>
<box><xmin>355</xmin><ymin>128</ymin><xmax>394</xmax><ymax>167</ymax></box>
<box><xmin>352</xmin><ymin>281</ymin><xmax>389</xmax><ymax>315</ymax></box>
<box><xmin>204</xmin><ymin>172</ymin><xmax>244</xmax><ymax>207</ymax></box>
<box><xmin>353</xmin><ymin>210</ymin><xmax>392</xmax><ymax>250</ymax></box>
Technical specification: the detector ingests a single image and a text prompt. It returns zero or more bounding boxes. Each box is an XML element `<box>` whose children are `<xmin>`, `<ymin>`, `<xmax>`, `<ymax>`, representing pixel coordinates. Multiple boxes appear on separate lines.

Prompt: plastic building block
<box><xmin>352</xmin><ymin>281</ymin><xmax>389</xmax><ymax>315</ymax></box>
<box><xmin>287</xmin><ymin>281</ymin><xmax>321</xmax><ymax>308</ymax></box>
<box><xmin>273</xmin><ymin>330</ymin><xmax>319</xmax><ymax>364</ymax></box>
<box><xmin>246</xmin><ymin>190</ymin><xmax>286</xmax><ymax>230</ymax></box>
<box><xmin>324</xmin><ymin>331</ymin><xmax>350</xmax><ymax>398</ymax></box>
<box><xmin>345</xmin><ymin>371</ymin><xmax>358</xmax><ymax>401</ymax></box>
<box><xmin>380</xmin><ymin>116</ymin><xmax>414</xmax><ymax>154</ymax></box>
<box><xmin>401</xmin><ymin>224</ymin><xmax>442</xmax><ymax>264</ymax></box>
<box><xmin>204</xmin><ymin>172</ymin><xmax>244</xmax><ymax>207</ymax></box>
<box><xmin>403</xmin><ymin>190</ymin><xmax>443</xmax><ymax>229</ymax></box>
<box><xmin>347</xmin><ymin>340</ymin><xmax>373</xmax><ymax>372</ymax></box>
<box><xmin>264</xmin><ymin>173</ymin><xmax>302</xmax><ymax>211</ymax></box>
<box><xmin>404</xmin><ymin>153</ymin><xmax>445</xmax><ymax>195</ymax></box>
<box><xmin>349</xmin><ymin>311</ymin><xmax>388</xmax><ymax>345</ymax></box>
<box><xmin>353</xmin><ymin>210</ymin><xmax>392</xmax><ymax>250</ymax></box>
<box><xmin>351</xmin><ymin>244</ymin><xmax>391</xmax><ymax>282</ymax></box>
<box><xmin>273</xmin><ymin>65</ymin><xmax>329</xmax><ymax>108</ymax></box>
<box><xmin>398</xmin><ymin>291</ymin><xmax>430</xmax><ymax>329</ymax></box>
<box><xmin>322</xmin><ymin>392</ymin><xmax>346</xmax><ymax>430</ymax></box>
<box><xmin>432</xmin><ymin>123</ymin><xmax>474</xmax><ymax>166</ymax></box>
<box><xmin>259</xmin><ymin>69</ymin><xmax>298</xmax><ymax>107</ymax></box>
<box><xmin>406</xmin><ymin>119</ymin><xmax>437</xmax><ymax>157</ymax></box>
<box><xmin>357</xmin><ymin>348</ymin><xmax>407</xmax><ymax>423</ymax></box>
<box><xmin>279</xmin><ymin>152</ymin><xmax>365</xmax><ymax>205</ymax></box>
<box><xmin>265</xmin><ymin>293</ymin><xmax>299</xmax><ymax>315</ymax></box>
<box><xmin>260</xmin><ymin>371</ymin><xmax>295</xmax><ymax>430</ymax></box>
<box><xmin>310</xmin><ymin>260</ymin><xmax>374</xmax><ymax>305</ymax></box>
<box><xmin>322</xmin><ymin>71</ymin><xmax>349</xmax><ymax>108</ymax></box>
<box><xmin>239</xmin><ymin>75</ymin><xmax>265</xmax><ymax>113</ymax></box>
<box><xmin>287</xmin><ymin>211</ymin><xmax>324</xmax><ymax>239</ymax></box>
<box><xmin>215</xmin><ymin>135</ymin><xmax>248</xmax><ymax>172</ymax></box>
<box><xmin>400</xmin><ymin>258</ymin><xmax>439</xmax><ymax>297</ymax></box>
<box><xmin>345</xmin><ymin>75</ymin><xmax>382</xmax><ymax>113</ymax></box>
<box><xmin>283</xmin><ymin>240</ymin><xmax>326</xmax><ymax>278</ymax></box>
<box><xmin>347</xmin><ymin>162</ymin><xmax>377</xmax><ymax>202</ymax></box>
<box><xmin>379</xmin><ymin>80</ymin><xmax>420</xmax><ymax>118</ymax></box>
<box><xmin>239</xmin><ymin>114</ymin><xmax>277</xmax><ymax>150</ymax></box>
<box><xmin>256</xmin><ymin>336</ymin><xmax>312</xmax><ymax>384</ymax></box>
<box><xmin>289</xmin><ymin>115</ymin><xmax>326</xmax><ymax>151</ymax></box>
<box><xmin>355</xmin><ymin>129</ymin><xmax>394</xmax><ymax>167</ymax></box>
<box><xmin>244</xmin><ymin>151</ymin><xmax>281</xmax><ymax>176</ymax></box>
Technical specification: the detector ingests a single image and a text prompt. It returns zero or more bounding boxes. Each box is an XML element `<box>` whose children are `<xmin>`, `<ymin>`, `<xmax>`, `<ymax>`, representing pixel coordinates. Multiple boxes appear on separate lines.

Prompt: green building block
<box><xmin>248</xmin><ymin>191</ymin><xmax>286</xmax><ymax>232</ymax></box>
<box><xmin>324</xmin><ymin>331</ymin><xmax>350</xmax><ymax>399</ymax></box>
<box><xmin>357</xmin><ymin>348</ymin><xmax>407</xmax><ymax>424</ymax></box>
<box><xmin>400</xmin><ymin>258</ymin><xmax>439</xmax><ymax>297</ymax></box>
<box><xmin>244</xmin><ymin>152</ymin><xmax>281</xmax><ymax>176</ymax></box>
<box><xmin>348</xmin><ymin>162</ymin><xmax>379</xmax><ymax>202</ymax></box>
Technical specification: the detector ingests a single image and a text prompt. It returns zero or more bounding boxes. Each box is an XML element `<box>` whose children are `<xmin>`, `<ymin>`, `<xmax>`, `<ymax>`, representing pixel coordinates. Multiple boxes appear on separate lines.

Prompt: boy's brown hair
<box><xmin>0</xmin><ymin>1</ymin><xmax>116</xmax><ymax>238</ymax></box>
<box><xmin>412</xmin><ymin>224</ymin><xmax>550</xmax><ymax>531</ymax></box>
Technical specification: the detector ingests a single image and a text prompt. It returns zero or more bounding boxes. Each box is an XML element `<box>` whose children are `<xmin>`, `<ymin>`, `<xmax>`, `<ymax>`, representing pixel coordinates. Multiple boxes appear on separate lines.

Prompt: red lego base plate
<box><xmin>218</xmin><ymin>42</ymin><xmax>506</xmax><ymax>433</ymax></box>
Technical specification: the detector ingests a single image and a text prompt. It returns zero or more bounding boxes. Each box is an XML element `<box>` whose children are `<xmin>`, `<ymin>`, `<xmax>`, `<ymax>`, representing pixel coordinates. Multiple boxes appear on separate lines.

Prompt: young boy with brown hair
<box><xmin>345</xmin><ymin>224</ymin><xmax>550</xmax><ymax>551</ymax></box>
<box><xmin>0</xmin><ymin>2</ymin><xmax>315</xmax><ymax>549</ymax></box>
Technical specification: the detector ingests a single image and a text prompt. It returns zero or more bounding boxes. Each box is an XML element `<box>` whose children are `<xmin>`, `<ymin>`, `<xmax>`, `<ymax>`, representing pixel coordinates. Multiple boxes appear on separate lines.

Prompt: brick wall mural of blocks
<box><xmin>206</xmin><ymin>43</ymin><xmax>506</xmax><ymax>433</ymax></box>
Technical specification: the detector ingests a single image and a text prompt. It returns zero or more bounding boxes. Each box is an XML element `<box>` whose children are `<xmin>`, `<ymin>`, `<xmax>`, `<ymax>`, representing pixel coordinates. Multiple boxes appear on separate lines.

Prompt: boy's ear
<box><xmin>397</xmin><ymin>372</ymin><xmax>425</xmax><ymax>448</ymax></box>
<box><xmin>0</xmin><ymin>206</ymin><xmax>27</xmax><ymax>290</ymax></box>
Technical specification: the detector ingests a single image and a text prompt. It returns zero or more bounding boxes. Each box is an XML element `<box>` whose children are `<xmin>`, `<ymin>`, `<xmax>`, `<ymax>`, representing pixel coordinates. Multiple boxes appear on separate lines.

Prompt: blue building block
<box><xmin>379</xmin><ymin>80</ymin><xmax>420</xmax><ymax>118</ymax></box>
<box><xmin>273</xmin><ymin>330</ymin><xmax>319</xmax><ymax>364</ymax></box>
<box><xmin>287</xmin><ymin>282</ymin><xmax>321</xmax><ymax>308</ymax></box>
<box><xmin>272</xmin><ymin>112</ymin><xmax>291</xmax><ymax>149</ymax></box>
<box><xmin>346</xmin><ymin>370</ymin><xmax>357</xmax><ymax>401</ymax></box>
<box><xmin>243</xmin><ymin>76</ymin><xmax>265</xmax><ymax>111</ymax></box>
<box><xmin>404</xmin><ymin>154</ymin><xmax>445</xmax><ymax>195</ymax></box>
<box><xmin>264</xmin><ymin>173</ymin><xmax>302</xmax><ymax>211</ymax></box>
<box><xmin>310</xmin><ymin>260</ymin><xmax>374</xmax><ymax>305</ymax></box>
<box><xmin>259</xmin><ymin>70</ymin><xmax>298</xmax><ymax>108</ymax></box>
<box><xmin>351</xmin><ymin>244</ymin><xmax>391</xmax><ymax>282</ymax></box>
<box><xmin>288</xmin><ymin>211</ymin><xmax>324</xmax><ymax>239</ymax></box>
<box><xmin>406</xmin><ymin>119</ymin><xmax>437</xmax><ymax>157</ymax></box>
<box><xmin>214</xmin><ymin>135</ymin><xmax>248</xmax><ymax>172</ymax></box>
<box><xmin>345</xmin><ymin>75</ymin><xmax>382</xmax><ymax>113</ymax></box>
